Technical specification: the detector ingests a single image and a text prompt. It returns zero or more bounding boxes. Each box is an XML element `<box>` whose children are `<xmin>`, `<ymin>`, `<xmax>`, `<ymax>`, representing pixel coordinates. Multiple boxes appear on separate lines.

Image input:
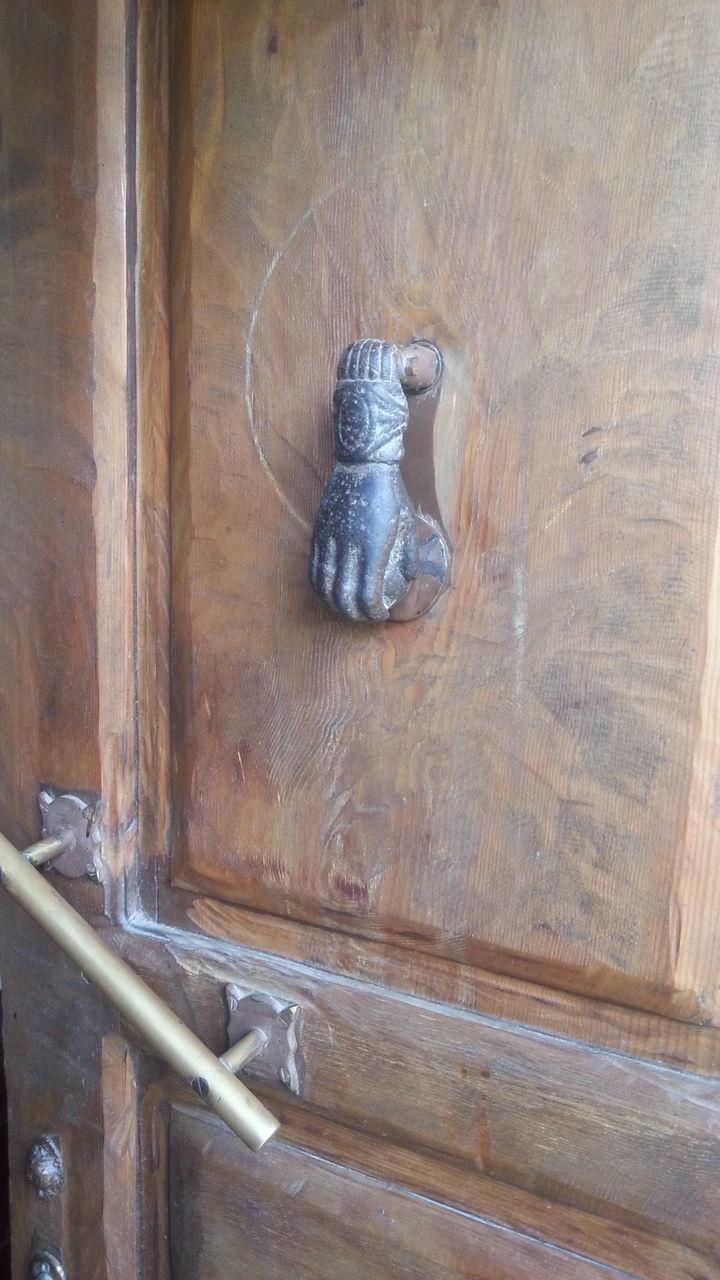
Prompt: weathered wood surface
<box><xmin>117</xmin><ymin>925</ymin><xmax>720</xmax><ymax>1260</ymax></box>
<box><xmin>169</xmin><ymin>0</ymin><xmax>720</xmax><ymax>1019</ymax></box>
<box><xmin>102</xmin><ymin>1034</ymin><xmax>141</xmax><ymax>1280</ymax></box>
<box><xmin>167</xmin><ymin>1106</ymin><xmax>717</xmax><ymax>1280</ymax></box>
<box><xmin>3</xmin><ymin>1</ymin><xmax>720</xmax><ymax>1276</ymax></box>
<box><xmin>0</xmin><ymin>1009</ymin><xmax>10</xmax><ymax>1275</ymax></box>
<box><xmin>0</xmin><ymin>0</ymin><xmax>135</xmax><ymax>879</ymax></box>
<box><xmin>92</xmin><ymin>0</ymin><xmax>141</xmax><ymax>892</ymax></box>
<box><xmin>180</xmin><ymin>891</ymin><xmax>720</xmax><ymax>1076</ymax></box>
<box><xmin>136</xmin><ymin>0</ymin><xmax>172</xmax><ymax>899</ymax></box>
<box><xmin>0</xmin><ymin>895</ymin><xmax>108</xmax><ymax>1280</ymax></box>
<box><xmin>3</xmin><ymin>895</ymin><xmax>718</xmax><ymax>1280</ymax></box>
<box><xmin>0</xmin><ymin>0</ymin><xmax>100</xmax><ymax>847</ymax></box>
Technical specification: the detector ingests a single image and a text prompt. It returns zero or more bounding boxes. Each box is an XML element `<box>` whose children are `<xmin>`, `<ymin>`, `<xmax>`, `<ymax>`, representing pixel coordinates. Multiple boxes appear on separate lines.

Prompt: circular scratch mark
<box><xmin>244</xmin><ymin>150</ymin><xmax>431</xmax><ymax>529</ymax></box>
<box><xmin>244</xmin><ymin>170</ymin><xmax>363</xmax><ymax>533</ymax></box>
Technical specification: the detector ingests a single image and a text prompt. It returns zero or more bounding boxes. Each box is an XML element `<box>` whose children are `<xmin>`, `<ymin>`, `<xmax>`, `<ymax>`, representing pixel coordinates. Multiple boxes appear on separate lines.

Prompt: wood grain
<box><xmin>136</xmin><ymin>0</ymin><xmax>172</xmax><ymax>906</ymax></box>
<box><xmin>152</xmin><ymin>1082</ymin><xmax>720</xmax><ymax>1279</ymax></box>
<box><xmin>0</xmin><ymin>0</ymin><xmax>100</xmax><ymax>848</ymax></box>
<box><xmin>102</xmin><ymin>1035</ymin><xmax>140</xmax><ymax>1280</ymax></box>
<box><xmin>2</xmin><ymin>889</ymin><xmax>716</xmax><ymax>1280</ymax></box>
<box><xmin>168</xmin><ymin>0</ymin><xmax>720</xmax><ymax>1019</ymax></box>
<box><xmin>0</xmin><ymin>895</ymin><xmax>108</xmax><ymax>1280</ymax></box>
<box><xmin>0</xmin><ymin>1004</ymin><xmax>8</xmax><ymax>1276</ymax></box>
<box><xmin>255</xmin><ymin>1099</ymin><xmax>720</xmax><ymax>1280</ymax></box>
<box><xmin>92</xmin><ymin>0</ymin><xmax>138</xmax><ymax>895</ymax></box>
<box><xmin>178</xmin><ymin>891</ymin><xmax>720</xmax><ymax>1076</ymax></box>
<box><xmin>167</xmin><ymin>1106</ymin><xmax>714</xmax><ymax>1280</ymax></box>
<box><xmin>116</xmin><ymin>925</ymin><xmax>720</xmax><ymax>1258</ymax></box>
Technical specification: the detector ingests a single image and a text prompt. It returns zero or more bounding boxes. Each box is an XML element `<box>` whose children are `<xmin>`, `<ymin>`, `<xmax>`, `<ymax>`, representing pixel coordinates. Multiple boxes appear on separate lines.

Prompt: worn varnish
<box><xmin>102</xmin><ymin>1035</ymin><xmax>141</xmax><ymax>1280</ymax></box>
<box><xmin>2</xmin><ymin>1</ymin><xmax>720</xmax><ymax>1277</ymax></box>
<box><xmin>167</xmin><ymin>1108</ymin><xmax>714</xmax><ymax>1280</ymax></box>
<box><xmin>3</xmin><ymin>900</ymin><xmax>719</xmax><ymax>1277</ymax></box>
<box><xmin>0</xmin><ymin>893</ymin><xmax>108</xmax><ymax>1280</ymax></box>
<box><xmin>169</xmin><ymin>0</ymin><xmax>720</xmax><ymax>1020</ymax></box>
<box><xmin>145</xmin><ymin>1073</ymin><xmax>717</xmax><ymax>1279</ymax></box>
<box><xmin>136</xmin><ymin>0</ymin><xmax>172</xmax><ymax>896</ymax></box>
<box><xmin>118</xmin><ymin>925</ymin><xmax>720</xmax><ymax>1260</ymax></box>
<box><xmin>169</xmin><ymin>1112</ymin><xmax>621</xmax><ymax>1279</ymax></box>
<box><xmin>181</xmin><ymin>894</ymin><xmax>720</xmax><ymax>1075</ymax></box>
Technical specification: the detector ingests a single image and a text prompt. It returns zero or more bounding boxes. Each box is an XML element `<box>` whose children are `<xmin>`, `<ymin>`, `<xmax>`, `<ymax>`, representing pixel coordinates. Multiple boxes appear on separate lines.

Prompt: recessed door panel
<box><xmin>169</xmin><ymin>0</ymin><xmax>720</xmax><ymax>1017</ymax></box>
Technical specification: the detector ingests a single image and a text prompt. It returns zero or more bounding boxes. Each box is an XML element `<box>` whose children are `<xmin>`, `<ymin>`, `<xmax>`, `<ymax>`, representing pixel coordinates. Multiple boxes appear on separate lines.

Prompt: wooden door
<box><xmin>1</xmin><ymin>1</ymin><xmax>719</xmax><ymax>1276</ymax></box>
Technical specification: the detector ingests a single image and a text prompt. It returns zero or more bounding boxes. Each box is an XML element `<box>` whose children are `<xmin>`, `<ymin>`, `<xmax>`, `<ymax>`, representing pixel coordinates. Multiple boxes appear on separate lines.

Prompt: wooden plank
<box><xmin>102</xmin><ymin>1035</ymin><xmax>140</xmax><ymax>1280</ymax></box>
<box><xmin>135</xmin><ymin>0</ymin><xmax>172</xmax><ymax>903</ymax></box>
<box><xmin>92</xmin><ymin>0</ymin><xmax>137</xmax><ymax>895</ymax></box>
<box><xmin>0</xmin><ymin>897</ymin><xmax>108</xmax><ymax>1280</ymax></box>
<box><xmin>168</xmin><ymin>1109</ymin><xmax>634</xmax><ymax>1280</ymax></box>
<box><xmin>263</xmin><ymin>1099</ymin><xmax>720</xmax><ymax>1280</ymax></box>
<box><xmin>178</xmin><ymin>891</ymin><xmax>720</xmax><ymax>1076</ymax></box>
<box><xmin>0</xmin><ymin>0</ymin><xmax>100</xmax><ymax>847</ymax></box>
<box><xmin>117</xmin><ymin>925</ymin><xmax>720</xmax><ymax>1258</ymax></box>
<box><xmin>139</xmin><ymin>1071</ymin><xmax>172</xmax><ymax>1280</ymax></box>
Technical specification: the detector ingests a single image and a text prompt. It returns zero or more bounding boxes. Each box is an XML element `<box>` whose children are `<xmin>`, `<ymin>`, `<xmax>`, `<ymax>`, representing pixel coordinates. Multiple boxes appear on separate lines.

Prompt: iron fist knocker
<box><xmin>309</xmin><ymin>339</ymin><xmax>451</xmax><ymax>622</ymax></box>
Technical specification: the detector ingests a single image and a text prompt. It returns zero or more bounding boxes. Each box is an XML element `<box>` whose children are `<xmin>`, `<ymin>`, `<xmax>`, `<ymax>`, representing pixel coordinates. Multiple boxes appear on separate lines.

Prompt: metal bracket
<box><xmin>38</xmin><ymin>786</ymin><xmax>102</xmax><ymax>880</ymax></box>
<box><xmin>225</xmin><ymin>986</ymin><xmax>304</xmax><ymax>1096</ymax></box>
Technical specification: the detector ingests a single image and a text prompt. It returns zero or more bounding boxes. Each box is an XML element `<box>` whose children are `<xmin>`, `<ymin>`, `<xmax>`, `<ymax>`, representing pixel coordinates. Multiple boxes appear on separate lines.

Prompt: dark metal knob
<box><xmin>29</xmin><ymin>1251</ymin><xmax>66</xmax><ymax>1280</ymax></box>
<box><xmin>309</xmin><ymin>339</ymin><xmax>451</xmax><ymax>622</ymax></box>
<box><xmin>26</xmin><ymin>1136</ymin><xmax>63</xmax><ymax>1198</ymax></box>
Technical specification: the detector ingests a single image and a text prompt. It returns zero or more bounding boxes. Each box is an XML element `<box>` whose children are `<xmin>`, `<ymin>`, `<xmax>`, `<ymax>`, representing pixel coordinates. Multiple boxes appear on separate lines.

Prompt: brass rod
<box><xmin>22</xmin><ymin>832</ymin><xmax>76</xmax><ymax>867</ymax></box>
<box><xmin>221</xmin><ymin>1028</ymin><xmax>268</xmax><ymax>1074</ymax></box>
<box><xmin>0</xmin><ymin>831</ymin><xmax>279</xmax><ymax>1152</ymax></box>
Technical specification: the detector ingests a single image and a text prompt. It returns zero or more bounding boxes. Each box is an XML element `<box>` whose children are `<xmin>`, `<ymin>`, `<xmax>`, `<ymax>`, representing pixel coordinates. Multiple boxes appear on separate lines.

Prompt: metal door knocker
<box><xmin>309</xmin><ymin>338</ymin><xmax>452</xmax><ymax>622</ymax></box>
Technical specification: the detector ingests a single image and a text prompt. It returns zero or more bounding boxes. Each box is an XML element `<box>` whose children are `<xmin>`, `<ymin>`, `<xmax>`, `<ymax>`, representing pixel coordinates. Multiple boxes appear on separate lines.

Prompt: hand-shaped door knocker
<box><xmin>309</xmin><ymin>338</ymin><xmax>452</xmax><ymax>622</ymax></box>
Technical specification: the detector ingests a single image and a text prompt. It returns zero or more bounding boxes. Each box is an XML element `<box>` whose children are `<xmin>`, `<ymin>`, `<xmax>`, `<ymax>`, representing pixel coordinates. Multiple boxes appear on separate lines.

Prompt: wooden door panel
<box><xmin>169</xmin><ymin>0</ymin><xmax>720</xmax><ymax>1019</ymax></box>
<box><xmin>166</xmin><ymin>1108</ymin><xmax>696</xmax><ymax>1280</ymax></box>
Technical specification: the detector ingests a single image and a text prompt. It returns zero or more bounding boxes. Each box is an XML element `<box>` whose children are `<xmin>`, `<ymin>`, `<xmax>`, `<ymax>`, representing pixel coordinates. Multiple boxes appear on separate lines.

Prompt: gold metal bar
<box><xmin>221</xmin><ymin>1028</ymin><xmax>268</xmax><ymax>1074</ymax></box>
<box><xmin>22</xmin><ymin>831</ymin><xmax>76</xmax><ymax>867</ymax></box>
<box><xmin>0</xmin><ymin>831</ymin><xmax>279</xmax><ymax>1152</ymax></box>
